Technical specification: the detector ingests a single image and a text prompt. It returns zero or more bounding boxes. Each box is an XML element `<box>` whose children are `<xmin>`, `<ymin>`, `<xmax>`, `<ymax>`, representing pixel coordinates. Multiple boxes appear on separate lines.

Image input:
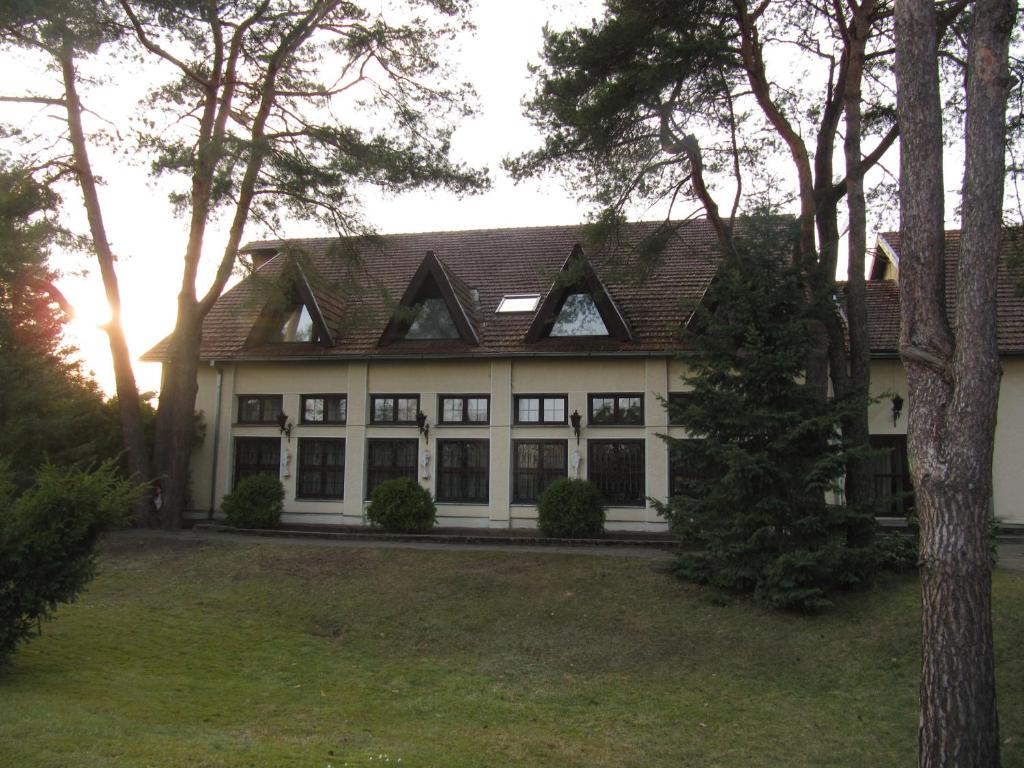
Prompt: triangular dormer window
<box><xmin>245</xmin><ymin>258</ymin><xmax>334</xmax><ymax>347</ymax></box>
<box><xmin>549</xmin><ymin>293</ymin><xmax>610</xmax><ymax>337</ymax></box>
<box><xmin>272</xmin><ymin>304</ymin><xmax>320</xmax><ymax>343</ymax></box>
<box><xmin>526</xmin><ymin>244</ymin><xmax>632</xmax><ymax>342</ymax></box>
<box><xmin>405</xmin><ymin>277</ymin><xmax>460</xmax><ymax>340</ymax></box>
<box><xmin>379</xmin><ymin>251</ymin><xmax>479</xmax><ymax>346</ymax></box>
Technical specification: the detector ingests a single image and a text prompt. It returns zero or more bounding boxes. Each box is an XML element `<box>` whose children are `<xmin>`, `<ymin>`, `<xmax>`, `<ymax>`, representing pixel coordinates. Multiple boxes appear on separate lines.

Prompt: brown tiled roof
<box><xmin>143</xmin><ymin>220</ymin><xmax>725</xmax><ymax>362</ymax></box>
<box><xmin>870</xmin><ymin>230</ymin><xmax>1024</xmax><ymax>354</ymax></box>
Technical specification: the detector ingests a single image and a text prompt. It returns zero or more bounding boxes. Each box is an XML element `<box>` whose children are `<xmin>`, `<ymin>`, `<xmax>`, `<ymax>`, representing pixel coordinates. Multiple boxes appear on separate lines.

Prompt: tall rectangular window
<box><xmin>514</xmin><ymin>394</ymin><xmax>567</xmax><ymax>425</ymax></box>
<box><xmin>439</xmin><ymin>395</ymin><xmax>489</xmax><ymax>424</ymax></box>
<box><xmin>668</xmin><ymin>439</ymin><xmax>706</xmax><ymax>498</ymax></box>
<box><xmin>512</xmin><ymin>440</ymin><xmax>568</xmax><ymax>504</ymax></box>
<box><xmin>366</xmin><ymin>439</ymin><xmax>418</xmax><ymax>497</ymax></box>
<box><xmin>301</xmin><ymin>394</ymin><xmax>347</xmax><ymax>424</ymax></box>
<box><xmin>437</xmin><ymin>439</ymin><xmax>489</xmax><ymax>503</ymax></box>
<box><xmin>370</xmin><ymin>395</ymin><xmax>420</xmax><ymax>424</ymax></box>
<box><xmin>297</xmin><ymin>438</ymin><xmax>345</xmax><ymax>499</ymax></box>
<box><xmin>588</xmin><ymin>393</ymin><xmax>644</xmax><ymax>425</ymax></box>
<box><xmin>233</xmin><ymin>437</ymin><xmax>280</xmax><ymax>486</ymax></box>
<box><xmin>588</xmin><ymin>440</ymin><xmax>645</xmax><ymax>506</ymax></box>
<box><xmin>866</xmin><ymin>435</ymin><xmax>915</xmax><ymax>516</ymax></box>
<box><xmin>237</xmin><ymin>395</ymin><xmax>283</xmax><ymax>424</ymax></box>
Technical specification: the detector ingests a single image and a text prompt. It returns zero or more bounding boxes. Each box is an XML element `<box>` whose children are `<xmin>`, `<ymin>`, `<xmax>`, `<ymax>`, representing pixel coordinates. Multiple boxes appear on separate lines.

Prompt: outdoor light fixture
<box><xmin>570</xmin><ymin>409</ymin><xmax>582</xmax><ymax>444</ymax></box>
<box><xmin>276</xmin><ymin>411</ymin><xmax>292</xmax><ymax>441</ymax></box>
<box><xmin>416</xmin><ymin>410</ymin><xmax>430</xmax><ymax>440</ymax></box>
<box><xmin>891</xmin><ymin>394</ymin><xmax>904</xmax><ymax>426</ymax></box>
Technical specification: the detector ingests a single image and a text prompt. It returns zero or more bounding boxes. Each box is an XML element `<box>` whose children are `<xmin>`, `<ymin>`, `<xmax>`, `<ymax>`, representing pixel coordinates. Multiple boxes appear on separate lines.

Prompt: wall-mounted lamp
<box><xmin>891</xmin><ymin>394</ymin><xmax>904</xmax><ymax>427</ymax></box>
<box><xmin>569</xmin><ymin>409</ymin><xmax>582</xmax><ymax>445</ymax></box>
<box><xmin>415</xmin><ymin>410</ymin><xmax>430</xmax><ymax>440</ymax></box>
<box><xmin>276</xmin><ymin>411</ymin><xmax>293</xmax><ymax>441</ymax></box>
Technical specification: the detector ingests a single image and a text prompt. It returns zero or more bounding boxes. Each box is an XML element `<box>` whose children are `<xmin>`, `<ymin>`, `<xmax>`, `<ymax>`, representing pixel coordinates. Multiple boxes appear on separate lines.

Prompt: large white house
<box><xmin>143</xmin><ymin>221</ymin><xmax>1024</xmax><ymax>531</ymax></box>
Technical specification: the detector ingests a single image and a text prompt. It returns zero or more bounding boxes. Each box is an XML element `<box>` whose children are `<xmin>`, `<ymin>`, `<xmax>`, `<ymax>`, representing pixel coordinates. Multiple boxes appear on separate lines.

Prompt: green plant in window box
<box><xmin>366</xmin><ymin>477</ymin><xmax>436</xmax><ymax>533</ymax></box>
<box><xmin>537</xmin><ymin>478</ymin><xmax>606</xmax><ymax>538</ymax></box>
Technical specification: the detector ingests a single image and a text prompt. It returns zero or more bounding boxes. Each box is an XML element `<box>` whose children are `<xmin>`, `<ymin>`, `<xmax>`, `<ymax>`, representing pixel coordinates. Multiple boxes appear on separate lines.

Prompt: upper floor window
<box><xmin>370</xmin><ymin>395</ymin><xmax>419</xmax><ymax>424</ymax></box>
<box><xmin>237</xmin><ymin>395</ymin><xmax>282</xmax><ymax>424</ymax></box>
<box><xmin>406</xmin><ymin>297</ymin><xmax>460</xmax><ymax>340</ymax></box>
<box><xmin>514</xmin><ymin>394</ymin><xmax>567</xmax><ymax>425</ymax></box>
<box><xmin>272</xmin><ymin>304</ymin><xmax>320</xmax><ymax>342</ymax></box>
<box><xmin>589</xmin><ymin>393</ymin><xmax>643</xmax><ymax>425</ymax></box>
<box><xmin>549</xmin><ymin>293</ymin><xmax>609</xmax><ymax>337</ymax></box>
<box><xmin>439</xmin><ymin>395</ymin><xmax>489</xmax><ymax>424</ymax></box>
<box><xmin>667</xmin><ymin>392</ymin><xmax>693</xmax><ymax>426</ymax></box>
<box><xmin>301</xmin><ymin>394</ymin><xmax>347</xmax><ymax>425</ymax></box>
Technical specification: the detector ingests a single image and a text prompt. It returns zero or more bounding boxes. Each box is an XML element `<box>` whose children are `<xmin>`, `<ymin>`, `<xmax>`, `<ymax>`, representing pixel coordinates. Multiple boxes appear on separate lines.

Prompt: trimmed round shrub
<box><xmin>537</xmin><ymin>478</ymin><xmax>606</xmax><ymax>538</ymax></box>
<box><xmin>221</xmin><ymin>473</ymin><xmax>284</xmax><ymax>529</ymax></box>
<box><xmin>366</xmin><ymin>477</ymin><xmax>436</xmax><ymax>533</ymax></box>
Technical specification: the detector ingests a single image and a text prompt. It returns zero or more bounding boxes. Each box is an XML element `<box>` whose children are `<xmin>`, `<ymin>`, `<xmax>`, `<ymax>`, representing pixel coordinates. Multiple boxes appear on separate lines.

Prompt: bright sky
<box><xmin>2</xmin><ymin>1</ymin><xmax>921</xmax><ymax>398</ymax></box>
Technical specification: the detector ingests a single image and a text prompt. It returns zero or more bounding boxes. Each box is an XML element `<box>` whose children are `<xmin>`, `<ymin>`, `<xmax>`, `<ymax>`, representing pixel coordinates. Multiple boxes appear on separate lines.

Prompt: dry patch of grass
<box><xmin>1</xmin><ymin>534</ymin><xmax>1021</xmax><ymax>768</ymax></box>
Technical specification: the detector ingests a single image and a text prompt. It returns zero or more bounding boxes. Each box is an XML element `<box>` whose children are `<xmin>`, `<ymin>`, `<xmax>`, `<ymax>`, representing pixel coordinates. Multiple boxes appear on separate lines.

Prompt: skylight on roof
<box><xmin>497</xmin><ymin>294</ymin><xmax>540</xmax><ymax>313</ymax></box>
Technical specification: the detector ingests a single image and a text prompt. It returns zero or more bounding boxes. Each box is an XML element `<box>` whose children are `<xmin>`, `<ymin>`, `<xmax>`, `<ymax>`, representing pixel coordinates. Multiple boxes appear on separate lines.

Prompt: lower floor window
<box><xmin>437</xmin><ymin>439</ymin><xmax>489</xmax><ymax>503</ymax></box>
<box><xmin>588</xmin><ymin>440</ymin><xmax>645</xmax><ymax>506</ymax></box>
<box><xmin>866</xmin><ymin>435</ymin><xmax>915</xmax><ymax>516</ymax></box>
<box><xmin>668</xmin><ymin>439</ymin><xmax>707</xmax><ymax>498</ymax></box>
<box><xmin>298</xmin><ymin>438</ymin><xmax>345</xmax><ymax>499</ymax></box>
<box><xmin>512</xmin><ymin>440</ymin><xmax>567</xmax><ymax>504</ymax></box>
<box><xmin>366</xmin><ymin>439</ymin><xmax>418</xmax><ymax>498</ymax></box>
<box><xmin>234</xmin><ymin>437</ymin><xmax>280</xmax><ymax>487</ymax></box>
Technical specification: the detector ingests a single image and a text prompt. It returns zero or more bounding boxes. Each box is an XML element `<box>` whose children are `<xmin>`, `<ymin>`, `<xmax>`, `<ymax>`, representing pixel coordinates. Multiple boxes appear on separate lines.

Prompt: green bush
<box><xmin>366</xmin><ymin>477</ymin><xmax>436</xmax><ymax>533</ymax></box>
<box><xmin>0</xmin><ymin>461</ymin><xmax>139</xmax><ymax>664</ymax></box>
<box><xmin>221</xmin><ymin>474</ymin><xmax>284</xmax><ymax>529</ymax></box>
<box><xmin>537</xmin><ymin>478</ymin><xmax>606</xmax><ymax>538</ymax></box>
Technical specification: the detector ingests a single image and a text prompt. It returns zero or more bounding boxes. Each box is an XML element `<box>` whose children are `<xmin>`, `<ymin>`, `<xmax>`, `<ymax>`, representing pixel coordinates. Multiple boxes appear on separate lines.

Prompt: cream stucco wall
<box><xmin>185</xmin><ymin>353</ymin><xmax>1024</xmax><ymax>530</ymax></box>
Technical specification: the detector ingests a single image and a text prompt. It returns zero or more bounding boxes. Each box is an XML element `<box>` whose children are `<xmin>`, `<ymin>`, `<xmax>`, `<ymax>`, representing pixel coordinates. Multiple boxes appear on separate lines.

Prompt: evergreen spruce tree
<box><xmin>655</xmin><ymin>221</ymin><xmax>878</xmax><ymax>611</ymax></box>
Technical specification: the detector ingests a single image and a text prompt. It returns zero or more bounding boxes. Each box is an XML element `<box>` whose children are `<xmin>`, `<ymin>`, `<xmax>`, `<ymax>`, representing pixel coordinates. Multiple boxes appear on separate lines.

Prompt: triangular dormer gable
<box><xmin>525</xmin><ymin>244</ymin><xmax>633</xmax><ymax>342</ymax></box>
<box><xmin>245</xmin><ymin>259</ymin><xmax>334</xmax><ymax>347</ymax></box>
<box><xmin>379</xmin><ymin>251</ymin><xmax>480</xmax><ymax>346</ymax></box>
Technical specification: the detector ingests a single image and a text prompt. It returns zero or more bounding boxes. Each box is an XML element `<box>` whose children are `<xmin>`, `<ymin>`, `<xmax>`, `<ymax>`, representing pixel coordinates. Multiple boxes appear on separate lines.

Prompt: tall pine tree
<box><xmin>655</xmin><ymin>220</ymin><xmax>878</xmax><ymax>611</ymax></box>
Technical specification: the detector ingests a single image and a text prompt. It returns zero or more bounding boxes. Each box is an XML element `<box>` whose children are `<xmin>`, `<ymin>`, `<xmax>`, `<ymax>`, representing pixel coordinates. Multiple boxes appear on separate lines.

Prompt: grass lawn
<box><xmin>1</xmin><ymin>536</ymin><xmax>1022</xmax><ymax>768</ymax></box>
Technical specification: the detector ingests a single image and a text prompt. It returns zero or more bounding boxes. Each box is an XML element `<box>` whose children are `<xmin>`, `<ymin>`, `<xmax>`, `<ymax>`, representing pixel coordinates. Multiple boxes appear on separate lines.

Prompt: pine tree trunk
<box><xmin>60</xmin><ymin>43</ymin><xmax>153</xmax><ymax>523</ymax></box>
<box><xmin>895</xmin><ymin>0</ymin><xmax>1013</xmax><ymax>764</ymax></box>
<box><xmin>153</xmin><ymin>300</ymin><xmax>202</xmax><ymax>530</ymax></box>
<box><xmin>842</xmin><ymin>2</ymin><xmax>874</xmax><ymax>519</ymax></box>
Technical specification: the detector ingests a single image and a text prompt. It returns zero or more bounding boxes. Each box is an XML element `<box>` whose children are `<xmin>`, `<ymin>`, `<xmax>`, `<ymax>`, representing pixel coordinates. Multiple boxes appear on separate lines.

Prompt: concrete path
<box><xmin>107</xmin><ymin>528</ymin><xmax>1024</xmax><ymax>569</ymax></box>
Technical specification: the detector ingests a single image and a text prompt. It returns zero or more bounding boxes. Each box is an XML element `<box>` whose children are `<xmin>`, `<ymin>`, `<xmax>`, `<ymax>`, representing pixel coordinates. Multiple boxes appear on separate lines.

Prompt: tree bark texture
<box><xmin>895</xmin><ymin>0</ymin><xmax>1014</xmax><ymax>764</ymax></box>
<box><xmin>60</xmin><ymin>43</ymin><xmax>153</xmax><ymax>523</ymax></box>
<box><xmin>841</xmin><ymin>0</ymin><xmax>876</xmax><ymax>521</ymax></box>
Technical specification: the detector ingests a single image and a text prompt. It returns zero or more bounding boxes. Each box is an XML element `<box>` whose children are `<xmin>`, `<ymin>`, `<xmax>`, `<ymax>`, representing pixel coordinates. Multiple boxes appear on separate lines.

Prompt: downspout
<box><xmin>207</xmin><ymin>363</ymin><xmax>223</xmax><ymax>520</ymax></box>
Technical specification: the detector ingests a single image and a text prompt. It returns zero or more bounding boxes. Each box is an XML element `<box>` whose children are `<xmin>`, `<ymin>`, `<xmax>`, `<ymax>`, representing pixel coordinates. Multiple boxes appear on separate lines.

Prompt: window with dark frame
<box><xmin>668</xmin><ymin>439</ymin><xmax>706</xmax><ymax>498</ymax></box>
<box><xmin>233</xmin><ymin>437</ymin><xmax>280</xmax><ymax>487</ymax></box>
<box><xmin>370</xmin><ymin>395</ymin><xmax>420</xmax><ymax>424</ymax></box>
<box><xmin>301</xmin><ymin>394</ymin><xmax>347</xmax><ymax>424</ymax></box>
<box><xmin>436</xmin><ymin>439</ymin><xmax>489</xmax><ymax>503</ymax></box>
<box><xmin>666</xmin><ymin>392</ymin><xmax>693</xmax><ymax>425</ymax></box>
<box><xmin>297</xmin><ymin>438</ymin><xmax>345</xmax><ymax>499</ymax></box>
<box><xmin>588</xmin><ymin>440</ymin><xmax>645</xmax><ymax>506</ymax></box>
<box><xmin>866</xmin><ymin>435</ymin><xmax>915</xmax><ymax>517</ymax></box>
<box><xmin>366</xmin><ymin>438</ymin><xmax>418</xmax><ymax>497</ymax></box>
<box><xmin>588</xmin><ymin>393</ymin><xmax>644</xmax><ymax>425</ymax></box>
<box><xmin>237</xmin><ymin>395</ymin><xmax>283</xmax><ymax>424</ymax></box>
<box><xmin>513</xmin><ymin>394</ymin><xmax>567</xmax><ymax>425</ymax></box>
<box><xmin>512</xmin><ymin>440</ymin><xmax>568</xmax><ymax>504</ymax></box>
<box><xmin>438</xmin><ymin>395</ymin><xmax>489</xmax><ymax>424</ymax></box>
